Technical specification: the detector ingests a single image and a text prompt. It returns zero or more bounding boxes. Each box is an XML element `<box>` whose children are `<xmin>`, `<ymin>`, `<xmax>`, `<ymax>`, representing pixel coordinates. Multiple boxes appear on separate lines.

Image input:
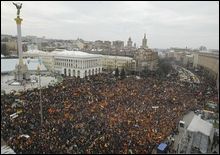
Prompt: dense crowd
<box><xmin>1</xmin><ymin>67</ymin><xmax>218</xmax><ymax>154</ymax></box>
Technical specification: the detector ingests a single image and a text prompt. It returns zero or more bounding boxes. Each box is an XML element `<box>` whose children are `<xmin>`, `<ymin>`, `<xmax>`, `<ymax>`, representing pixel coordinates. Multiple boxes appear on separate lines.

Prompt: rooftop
<box><xmin>187</xmin><ymin>115</ymin><xmax>214</xmax><ymax>137</ymax></box>
<box><xmin>52</xmin><ymin>50</ymin><xmax>102</xmax><ymax>58</ymax></box>
<box><xmin>103</xmin><ymin>55</ymin><xmax>133</xmax><ymax>60</ymax></box>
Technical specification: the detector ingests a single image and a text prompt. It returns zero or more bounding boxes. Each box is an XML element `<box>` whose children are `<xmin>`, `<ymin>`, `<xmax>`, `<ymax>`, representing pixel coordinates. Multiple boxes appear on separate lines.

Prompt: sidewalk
<box><xmin>1</xmin><ymin>75</ymin><xmax>57</xmax><ymax>94</ymax></box>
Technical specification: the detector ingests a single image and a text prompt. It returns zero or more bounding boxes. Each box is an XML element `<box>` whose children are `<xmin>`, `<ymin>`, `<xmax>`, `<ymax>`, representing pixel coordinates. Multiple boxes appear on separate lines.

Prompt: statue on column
<box><xmin>13</xmin><ymin>2</ymin><xmax>22</xmax><ymax>17</ymax></box>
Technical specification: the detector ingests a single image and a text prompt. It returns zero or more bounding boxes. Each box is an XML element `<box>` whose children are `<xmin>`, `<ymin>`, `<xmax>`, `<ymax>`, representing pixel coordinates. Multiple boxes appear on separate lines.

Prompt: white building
<box><xmin>23</xmin><ymin>50</ymin><xmax>54</xmax><ymax>72</ymax></box>
<box><xmin>53</xmin><ymin>50</ymin><xmax>102</xmax><ymax>78</ymax></box>
<box><xmin>23</xmin><ymin>49</ymin><xmax>137</xmax><ymax>77</ymax></box>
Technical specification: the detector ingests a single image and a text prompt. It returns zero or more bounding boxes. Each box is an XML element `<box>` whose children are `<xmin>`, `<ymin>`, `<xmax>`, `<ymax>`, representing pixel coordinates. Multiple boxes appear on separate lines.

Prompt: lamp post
<box><xmin>37</xmin><ymin>64</ymin><xmax>43</xmax><ymax>126</ymax></box>
<box><xmin>217</xmin><ymin>71</ymin><xmax>219</xmax><ymax>110</ymax></box>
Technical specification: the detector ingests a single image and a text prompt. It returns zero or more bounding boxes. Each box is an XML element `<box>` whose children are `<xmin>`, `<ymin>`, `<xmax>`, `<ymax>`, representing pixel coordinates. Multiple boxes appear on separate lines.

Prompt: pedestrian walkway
<box><xmin>1</xmin><ymin>75</ymin><xmax>57</xmax><ymax>94</ymax></box>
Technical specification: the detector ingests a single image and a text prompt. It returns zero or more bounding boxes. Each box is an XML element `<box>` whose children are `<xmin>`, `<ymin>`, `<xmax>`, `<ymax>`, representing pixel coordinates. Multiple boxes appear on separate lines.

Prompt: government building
<box><xmin>23</xmin><ymin>49</ymin><xmax>102</xmax><ymax>78</ymax></box>
<box><xmin>53</xmin><ymin>50</ymin><xmax>102</xmax><ymax>78</ymax></box>
<box><xmin>23</xmin><ymin>49</ymin><xmax>136</xmax><ymax>78</ymax></box>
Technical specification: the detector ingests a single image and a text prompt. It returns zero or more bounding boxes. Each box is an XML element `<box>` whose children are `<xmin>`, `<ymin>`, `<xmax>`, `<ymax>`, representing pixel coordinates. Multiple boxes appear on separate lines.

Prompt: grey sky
<box><xmin>1</xmin><ymin>1</ymin><xmax>219</xmax><ymax>49</ymax></box>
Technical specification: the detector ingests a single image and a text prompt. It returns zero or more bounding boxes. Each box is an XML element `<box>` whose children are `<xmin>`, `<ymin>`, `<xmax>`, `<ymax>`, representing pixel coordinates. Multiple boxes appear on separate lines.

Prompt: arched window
<box><xmin>73</xmin><ymin>70</ymin><xmax>75</xmax><ymax>77</ymax></box>
<box><xmin>68</xmin><ymin>69</ymin><xmax>71</xmax><ymax>76</ymax></box>
<box><xmin>77</xmin><ymin>70</ymin><xmax>80</xmax><ymax>77</ymax></box>
<box><xmin>64</xmin><ymin>68</ymin><xmax>67</xmax><ymax>76</ymax></box>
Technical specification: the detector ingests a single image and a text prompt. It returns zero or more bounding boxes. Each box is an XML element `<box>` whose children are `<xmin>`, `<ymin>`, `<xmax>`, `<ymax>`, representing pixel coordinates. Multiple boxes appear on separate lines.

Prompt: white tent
<box><xmin>1</xmin><ymin>146</ymin><xmax>16</xmax><ymax>154</ymax></box>
<box><xmin>1</xmin><ymin>138</ymin><xmax>16</xmax><ymax>154</ymax></box>
<box><xmin>187</xmin><ymin>115</ymin><xmax>214</xmax><ymax>153</ymax></box>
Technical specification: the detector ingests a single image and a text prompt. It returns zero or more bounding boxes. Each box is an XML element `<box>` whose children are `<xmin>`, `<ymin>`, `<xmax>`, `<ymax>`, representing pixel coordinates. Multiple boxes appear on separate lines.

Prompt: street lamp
<box><xmin>217</xmin><ymin>71</ymin><xmax>219</xmax><ymax>110</ymax></box>
<box><xmin>37</xmin><ymin>64</ymin><xmax>43</xmax><ymax>126</ymax></box>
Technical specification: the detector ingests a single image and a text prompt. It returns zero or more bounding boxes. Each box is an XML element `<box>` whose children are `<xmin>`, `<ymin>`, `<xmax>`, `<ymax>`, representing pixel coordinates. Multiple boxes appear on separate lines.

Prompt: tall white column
<box><xmin>82</xmin><ymin>60</ymin><xmax>84</xmax><ymax>69</ymax></box>
<box><xmin>15</xmin><ymin>17</ymin><xmax>23</xmax><ymax>65</ymax></box>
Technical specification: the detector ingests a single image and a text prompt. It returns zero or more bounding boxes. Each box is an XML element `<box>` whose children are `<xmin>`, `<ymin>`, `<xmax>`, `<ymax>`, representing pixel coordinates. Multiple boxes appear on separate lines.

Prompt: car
<box><xmin>179</xmin><ymin>121</ymin><xmax>185</xmax><ymax>128</ymax></box>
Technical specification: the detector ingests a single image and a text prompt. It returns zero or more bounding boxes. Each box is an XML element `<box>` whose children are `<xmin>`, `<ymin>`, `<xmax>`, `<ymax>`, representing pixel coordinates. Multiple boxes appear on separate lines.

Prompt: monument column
<box><xmin>13</xmin><ymin>2</ymin><xmax>29</xmax><ymax>82</ymax></box>
<box><xmin>15</xmin><ymin>17</ymin><xmax>23</xmax><ymax>65</ymax></box>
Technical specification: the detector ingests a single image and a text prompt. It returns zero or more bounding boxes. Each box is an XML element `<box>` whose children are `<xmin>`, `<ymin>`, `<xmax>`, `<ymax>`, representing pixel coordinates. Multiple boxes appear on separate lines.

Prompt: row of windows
<box><xmin>54</xmin><ymin>58</ymin><xmax>101</xmax><ymax>69</ymax></box>
<box><xmin>63</xmin><ymin>68</ymin><xmax>102</xmax><ymax>77</ymax></box>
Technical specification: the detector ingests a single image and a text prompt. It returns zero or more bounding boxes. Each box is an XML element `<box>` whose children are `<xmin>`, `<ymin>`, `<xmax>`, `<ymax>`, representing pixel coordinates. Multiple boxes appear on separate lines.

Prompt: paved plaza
<box><xmin>1</xmin><ymin>74</ymin><xmax>58</xmax><ymax>94</ymax></box>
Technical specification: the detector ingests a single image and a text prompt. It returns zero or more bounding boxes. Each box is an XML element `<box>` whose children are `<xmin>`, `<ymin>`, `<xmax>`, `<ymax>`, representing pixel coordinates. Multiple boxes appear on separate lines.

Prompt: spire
<box><xmin>142</xmin><ymin>33</ymin><xmax>147</xmax><ymax>48</ymax></box>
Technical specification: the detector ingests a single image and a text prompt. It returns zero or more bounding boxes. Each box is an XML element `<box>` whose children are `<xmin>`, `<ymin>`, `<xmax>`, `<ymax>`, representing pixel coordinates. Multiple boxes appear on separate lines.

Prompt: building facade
<box><xmin>53</xmin><ymin>50</ymin><xmax>102</xmax><ymax>78</ymax></box>
<box><xmin>134</xmin><ymin>48</ymin><xmax>159</xmax><ymax>71</ymax></box>
<box><xmin>127</xmin><ymin>37</ymin><xmax>133</xmax><ymax>48</ymax></box>
<box><xmin>101</xmin><ymin>55</ymin><xmax>135</xmax><ymax>71</ymax></box>
<box><xmin>103</xmin><ymin>41</ymin><xmax>111</xmax><ymax>49</ymax></box>
<box><xmin>166</xmin><ymin>49</ymin><xmax>219</xmax><ymax>80</ymax></box>
<box><xmin>112</xmin><ymin>40</ymin><xmax>124</xmax><ymax>50</ymax></box>
<box><xmin>194</xmin><ymin>52</ymin><xmax>219</xmax><ymax>79</ymax></box>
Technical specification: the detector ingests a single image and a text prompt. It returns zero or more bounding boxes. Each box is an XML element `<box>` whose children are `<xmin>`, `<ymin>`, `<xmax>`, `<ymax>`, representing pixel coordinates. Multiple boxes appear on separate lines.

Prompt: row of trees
<box><xmin>1</xmin><ymin>44</ymin><xmax>11</xmax><ymax>56</ymax></box>
<box><xmin>156</xmin><ymin>58</ymin><xmax>173</xmax><ymax>77</ymax></box>
<box><xmin>1</xmin><ymin>43</ymin><xmax>28</xmax><ymax>56</ymax></box>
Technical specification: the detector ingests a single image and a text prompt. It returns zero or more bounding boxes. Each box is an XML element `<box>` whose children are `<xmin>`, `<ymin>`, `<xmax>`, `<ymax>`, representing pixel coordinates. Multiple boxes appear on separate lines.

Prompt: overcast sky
<box><xmin>1</xmin><ymin>1</ymin><xmax>219</xmax><ymax>49</ymax></box>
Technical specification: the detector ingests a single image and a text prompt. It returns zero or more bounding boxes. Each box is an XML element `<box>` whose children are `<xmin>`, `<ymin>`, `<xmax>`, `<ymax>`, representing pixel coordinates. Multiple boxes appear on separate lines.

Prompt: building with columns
<box><xmin>23</xmin><ymin>49</ymin><xmax>137</xmax><ymax>76</ymax></box>
<box><xmin>53</xmin><ymin>50</ymin><xmax>102</xmax><ymax>78</ymax></box>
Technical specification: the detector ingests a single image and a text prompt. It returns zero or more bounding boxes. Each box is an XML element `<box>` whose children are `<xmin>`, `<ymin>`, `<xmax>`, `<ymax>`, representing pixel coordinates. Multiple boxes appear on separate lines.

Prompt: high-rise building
<box><xmin>127</xmin><ymin>37</ymin><xmax>133</xmax><ymax>48</ymax></box>
<box><xmin>142</xmin><ymin>33</ymin><xmax>148</xmax><ymax>48</ymax></box>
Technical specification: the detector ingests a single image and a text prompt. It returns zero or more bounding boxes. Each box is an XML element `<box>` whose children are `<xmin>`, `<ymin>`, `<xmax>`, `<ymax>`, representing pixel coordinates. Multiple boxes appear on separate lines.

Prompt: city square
<box><xmin>1</xmin><ymin>1</ymin><xmax>219</xmax><ymax>154</ymax></box>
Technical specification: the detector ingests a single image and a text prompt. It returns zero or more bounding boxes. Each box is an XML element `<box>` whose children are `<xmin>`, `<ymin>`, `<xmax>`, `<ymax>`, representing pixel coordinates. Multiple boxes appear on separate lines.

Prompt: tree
<box><xmin>22</xmin><ymin>44</ymin><xmax>28</xmax><ymax>52</ymax></box>
<box><xmin>142</xmin><ymin>66</ymin><xmax>148</xmax><ymax>77</ymax></box>
<box><xmin>157</xmin><ymin>58</ymin><xmax>172</xmax><ymax>77</ymax></box>
<box><xmin>120</xmin><ymin>68</ymin><xmax>126</xmax><ymax>79</ymax></box>
<box><xmin>115</xmin><ymin>67</ymin><xmax>119</xmax><ymax>78</ymax></box>
<box><xmin>1</xmin><ymin>43</ymin><xmax>9</xmax><ymax>56</ymax></box>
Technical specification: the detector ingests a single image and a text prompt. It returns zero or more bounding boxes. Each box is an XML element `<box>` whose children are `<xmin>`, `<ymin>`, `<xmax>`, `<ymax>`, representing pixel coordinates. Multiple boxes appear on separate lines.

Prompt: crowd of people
<box><xmin>1</xmin><ymin>66</ymin><xmax>218</xmax><ymax>154</ymax></box>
